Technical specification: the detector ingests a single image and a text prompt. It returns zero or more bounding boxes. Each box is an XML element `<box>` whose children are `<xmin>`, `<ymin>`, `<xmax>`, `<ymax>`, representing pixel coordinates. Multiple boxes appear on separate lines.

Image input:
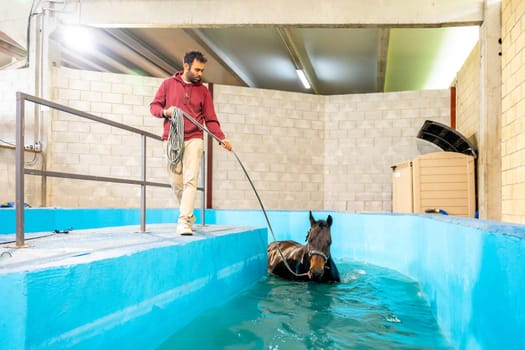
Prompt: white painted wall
<box><xmin>0</xmin><ymin>66</ymin><xmax>449</xmax><ymax>211</ymax></box>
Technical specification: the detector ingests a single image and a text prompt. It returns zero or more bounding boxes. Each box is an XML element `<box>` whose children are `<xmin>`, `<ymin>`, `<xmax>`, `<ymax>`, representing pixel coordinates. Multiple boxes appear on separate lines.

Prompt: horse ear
<box><xmin>327</xmin><ymin>215</ymin><xmax>333</xmax><ymax>227</ymax></box>
<box><xmin>309</xmin><ymin>210</ymin><xmax>315</xmax><ymax>225</ymax></box>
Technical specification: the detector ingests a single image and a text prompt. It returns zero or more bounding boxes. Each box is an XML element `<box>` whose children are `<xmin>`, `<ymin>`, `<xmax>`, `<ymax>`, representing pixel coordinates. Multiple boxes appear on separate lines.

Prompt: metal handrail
<box><xmin>15</xmin><ymin>91</ymin><xmax>204</xmax><ymax>247</ymax></box>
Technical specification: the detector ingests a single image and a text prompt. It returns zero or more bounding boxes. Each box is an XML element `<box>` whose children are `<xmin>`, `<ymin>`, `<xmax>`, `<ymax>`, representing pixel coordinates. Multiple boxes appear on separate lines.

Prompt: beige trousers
<box><xmin>164</xmin><ymin>138</ymin><xmax>203</xmax><ymax>224</ymax></box>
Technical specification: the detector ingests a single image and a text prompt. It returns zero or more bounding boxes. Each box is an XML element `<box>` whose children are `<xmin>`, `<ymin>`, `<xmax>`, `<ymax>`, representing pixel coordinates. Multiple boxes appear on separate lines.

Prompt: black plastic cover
<box><xmin>417</xmin><ymin>120</ymin><xmax>477</xmax><ymax>159</ymax></box>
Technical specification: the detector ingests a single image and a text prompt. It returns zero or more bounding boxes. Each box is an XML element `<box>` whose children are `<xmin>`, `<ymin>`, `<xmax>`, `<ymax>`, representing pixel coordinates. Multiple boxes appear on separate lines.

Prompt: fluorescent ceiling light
<box><xmin>62</xmin><ymin>26</ymin><xmax>94</xmax><ymax>52</ymax></box>
<box><xmin>296</xmin><ymin>69</ymin><xmax>311</xmax><ymax>89</ymax></box>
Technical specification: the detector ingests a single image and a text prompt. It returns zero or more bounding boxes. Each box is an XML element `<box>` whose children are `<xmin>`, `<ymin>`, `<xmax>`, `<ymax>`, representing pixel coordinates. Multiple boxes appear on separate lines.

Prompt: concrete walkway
<box><xmin>0</xmin><ymin>224</ymin><xmax>254</xmax><ymax>274</ymax></box>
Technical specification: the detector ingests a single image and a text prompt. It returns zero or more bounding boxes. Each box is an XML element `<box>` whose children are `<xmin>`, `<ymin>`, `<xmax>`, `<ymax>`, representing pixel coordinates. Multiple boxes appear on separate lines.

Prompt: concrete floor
<box><xmin>0</xmin><ymin>224</ymin><xmax>252</xmax><ymax>274</ymax></box>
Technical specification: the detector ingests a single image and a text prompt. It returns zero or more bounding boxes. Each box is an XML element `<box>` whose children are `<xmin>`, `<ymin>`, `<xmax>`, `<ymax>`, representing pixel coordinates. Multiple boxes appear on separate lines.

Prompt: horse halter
<box><xmin>308</xmin><ymin>249</ymin><xmax>329</xmax><ymax>261</ymax></box>
<box><xmin>305</xmin><ymin>228</ymin><xmax>330</xmax><ymax>262</ymax></box>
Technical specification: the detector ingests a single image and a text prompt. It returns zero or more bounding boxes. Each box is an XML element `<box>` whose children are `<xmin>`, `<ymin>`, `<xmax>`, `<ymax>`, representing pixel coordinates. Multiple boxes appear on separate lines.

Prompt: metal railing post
<box><xmin>201</xmin><ymin>143</ymin><xmax>206</xmax><ymax>226</ymax></box>
<box><xmin>15</xmin><ymin>92</ymin><xmax>25</xmax><ymax>247</ymax></box>
<box><xmin>140</xmin><ymin>134</ymin><xmax>147</xmax><ymax>232</ymax></box>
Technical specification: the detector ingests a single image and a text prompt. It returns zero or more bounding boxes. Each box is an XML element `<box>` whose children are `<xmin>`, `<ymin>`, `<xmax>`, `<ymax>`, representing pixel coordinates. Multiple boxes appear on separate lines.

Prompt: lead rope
<box><xmin>168</xmin><ymin>108</ymin><xmax>308</xmax><ymax>277</ymax></box>
<box><xmin>166</xmin><ymin>108</ymin><xmax>184</xmax><ymax>166</ymax></box>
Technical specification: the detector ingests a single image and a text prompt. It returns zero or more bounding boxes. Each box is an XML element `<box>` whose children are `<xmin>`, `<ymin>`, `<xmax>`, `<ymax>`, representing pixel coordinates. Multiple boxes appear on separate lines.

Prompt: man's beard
<box><xmin>188</xmin><ymin>72</ymin><xmax>200</xmax><ymax>83</ymax></box>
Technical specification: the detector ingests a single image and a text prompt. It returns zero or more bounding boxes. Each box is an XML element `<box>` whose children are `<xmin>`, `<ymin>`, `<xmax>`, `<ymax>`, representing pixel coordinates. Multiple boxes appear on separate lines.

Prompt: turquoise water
<box><xmin>157</xmin><ymin>261</ymin><xmax>452</xmax><ymax>349</ymax></box>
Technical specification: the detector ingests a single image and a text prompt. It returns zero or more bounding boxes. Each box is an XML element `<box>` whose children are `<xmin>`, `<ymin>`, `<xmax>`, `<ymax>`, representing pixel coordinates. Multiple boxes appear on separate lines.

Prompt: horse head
<box><xmin>305</xmin><ymin>211</ymin><xmax>333</xmax><ymax>280</ymax></box>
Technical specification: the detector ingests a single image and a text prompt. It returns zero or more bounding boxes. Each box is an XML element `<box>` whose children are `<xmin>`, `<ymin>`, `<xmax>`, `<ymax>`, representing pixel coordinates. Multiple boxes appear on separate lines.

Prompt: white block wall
<box><xmin>455</xmin><ymin>42</ymin><xmax>480</xmax><ymax>144</ymax></box>
<box><xmin>0</xmin><ymin>68</ymin><xmax>43</xmax><ymax>206</ymax></box>
<box><xmin>1</xmin><ymin>66</ymin><xmax>450</xmax><ymax>212</ymax></box>
<box><xmin>47</xmin><ymin>68</ymin><xmax>178</xmax><ymax>208</ymax></box>
<box><xmin>501</xmin><ymin>0</ymin><xmax>525</xmax><ymax>224</ymax></box>
<box><xmin>213</xmin><ymin>85</ymin><xmax>325</xmax><ymax>210</ymax></box>
<box><xmin>213</xmin><ymin>86</ymin><xmax>449</xmax><ymax>211</ymax></box>
<box><xmin>324</xmin><ymin>90</ymin><xmax>449</xmax><ymax>212</ymax></box>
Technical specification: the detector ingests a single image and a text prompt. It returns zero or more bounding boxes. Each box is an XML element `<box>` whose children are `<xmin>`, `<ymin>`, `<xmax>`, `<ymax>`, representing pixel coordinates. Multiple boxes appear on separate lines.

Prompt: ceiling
<box><xmin>1</xmin><ymin>24</ymin><xmax>479</xmax><ymax>95</ymax></box>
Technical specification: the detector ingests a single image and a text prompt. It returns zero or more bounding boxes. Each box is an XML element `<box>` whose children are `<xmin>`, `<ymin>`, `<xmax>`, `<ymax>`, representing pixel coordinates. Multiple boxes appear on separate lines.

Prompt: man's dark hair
<box><xmin>184</xmin><ymin>51</ymin><xmax>207</xmax><ymax>65</ymax></box>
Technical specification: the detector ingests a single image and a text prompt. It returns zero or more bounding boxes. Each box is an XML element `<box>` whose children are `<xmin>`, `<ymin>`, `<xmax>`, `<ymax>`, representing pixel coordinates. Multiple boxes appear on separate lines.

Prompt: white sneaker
<box><xmin>176</xmin><ymin>221</ymin><xmax>193</xmax><ymax>236</ymax></box>
<box><xmin>189</xmin><ymin>214</ymin><xmax>196</xmax><ymax>229</ymax></box>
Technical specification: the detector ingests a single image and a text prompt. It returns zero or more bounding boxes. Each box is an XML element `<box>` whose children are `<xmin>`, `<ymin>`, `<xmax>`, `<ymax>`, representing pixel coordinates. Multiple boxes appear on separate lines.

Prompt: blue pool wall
<box><xmin>1</xmin><ymin>229</ymin><xmax>267</xmax><ymax>349</ymax></box>
<box><xmin>208</xmin><ymin>209</ymin><xmax>525</xmax><ymax>349</ymax></box>
<box><xmin>0</xmin><ymin>208</ymin><xmax>180</xmax><ymax>234</ymax></box>
<box><xmin>331</xmin><ymin>213</ymin><xmax>525</xmax><ymax>350</ymax></box>
<box><xmin>1</xmin><ymin>208</ymin><xmax>525</xmax><ymax>349</ymax></box>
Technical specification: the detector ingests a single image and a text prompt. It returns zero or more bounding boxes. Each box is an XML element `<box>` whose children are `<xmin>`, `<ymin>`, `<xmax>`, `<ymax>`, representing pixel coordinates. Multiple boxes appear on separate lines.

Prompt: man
<box><xmin>150</xmin><ymin>51</ymin><xmax>232</xmax><ymax>235</ymax></box>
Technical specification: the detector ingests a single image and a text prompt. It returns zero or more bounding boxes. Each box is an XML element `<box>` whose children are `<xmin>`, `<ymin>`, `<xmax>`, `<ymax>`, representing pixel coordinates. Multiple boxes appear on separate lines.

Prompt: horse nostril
<box><xmin>310</xmin><ymin>267</ymin><xmax>324</xmax><ymax>279</ymax></box>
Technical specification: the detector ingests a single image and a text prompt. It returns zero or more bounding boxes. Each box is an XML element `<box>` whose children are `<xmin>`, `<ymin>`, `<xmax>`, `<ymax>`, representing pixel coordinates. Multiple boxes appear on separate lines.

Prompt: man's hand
<box><xmin>220</xmin><ymin>139</ymin><xmax>232</xmax><ymax>151</ymax></box>
<box><xmin>163</xmin><ymin>106</ymin><xmax>174</xmax><ymax>118</ymax></box>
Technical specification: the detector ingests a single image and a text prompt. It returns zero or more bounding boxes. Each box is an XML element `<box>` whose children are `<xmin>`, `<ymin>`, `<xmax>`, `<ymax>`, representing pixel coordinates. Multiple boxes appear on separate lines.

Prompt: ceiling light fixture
<box><xmin>61</xmin><ymin>26</ymin><xmax>94</xmax><ymax>53</ymax></box>
<box><xmin>296</xmin><ymin>69</ymin><xmax>311</xmax><ymax>89</ymax></box>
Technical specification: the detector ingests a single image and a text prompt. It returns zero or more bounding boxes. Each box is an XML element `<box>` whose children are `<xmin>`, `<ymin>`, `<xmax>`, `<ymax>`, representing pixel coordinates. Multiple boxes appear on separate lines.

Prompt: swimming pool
<box><xmin>1</xmin><ymin>209</ymin><xmax>524</xmax><ymax>349</ymax></box>
<box><xmin>159</xmin><ymin>261</ymin><xmax>453</xmax><ymax>349</ymax></box>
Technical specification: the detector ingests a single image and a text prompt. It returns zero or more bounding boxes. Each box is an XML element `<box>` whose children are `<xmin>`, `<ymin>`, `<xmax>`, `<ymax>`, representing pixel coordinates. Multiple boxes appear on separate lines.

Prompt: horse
<box><xmin>267</xmin><ymin>211</ymin><xmax>340</xmax><ymax>283</ymax></box>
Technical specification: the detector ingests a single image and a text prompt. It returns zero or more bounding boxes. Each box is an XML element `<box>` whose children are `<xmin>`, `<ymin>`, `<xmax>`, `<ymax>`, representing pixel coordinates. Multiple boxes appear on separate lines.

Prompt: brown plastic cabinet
<box><xmin>392</xmin><ymin>160</ymin><xmax>413</xmax><ymax>213</ymax></box>
<box><xmin>392</xmin><ymin>152</ymin><xmax>476</xmax><ymax>217</ymax></box>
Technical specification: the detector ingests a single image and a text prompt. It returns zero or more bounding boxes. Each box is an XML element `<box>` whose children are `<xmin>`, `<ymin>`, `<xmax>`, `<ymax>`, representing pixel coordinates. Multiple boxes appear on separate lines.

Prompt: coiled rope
<box><xmin>168</xmin><ymin>108</ymin><xmax>308</xmax><ymax>277</ymax></box>
<box><xmin>166</xmin><ymin>108</ymin><xmax>185</xmax><ymax>166</ymax></box>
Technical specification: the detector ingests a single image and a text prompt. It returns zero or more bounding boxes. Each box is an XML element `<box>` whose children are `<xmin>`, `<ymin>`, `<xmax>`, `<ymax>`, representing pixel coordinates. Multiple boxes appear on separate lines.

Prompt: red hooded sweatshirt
<box><xmin>150</xmin><ymin>72</ymin><xmax>226</xmax><ymax>141</ymax></box>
